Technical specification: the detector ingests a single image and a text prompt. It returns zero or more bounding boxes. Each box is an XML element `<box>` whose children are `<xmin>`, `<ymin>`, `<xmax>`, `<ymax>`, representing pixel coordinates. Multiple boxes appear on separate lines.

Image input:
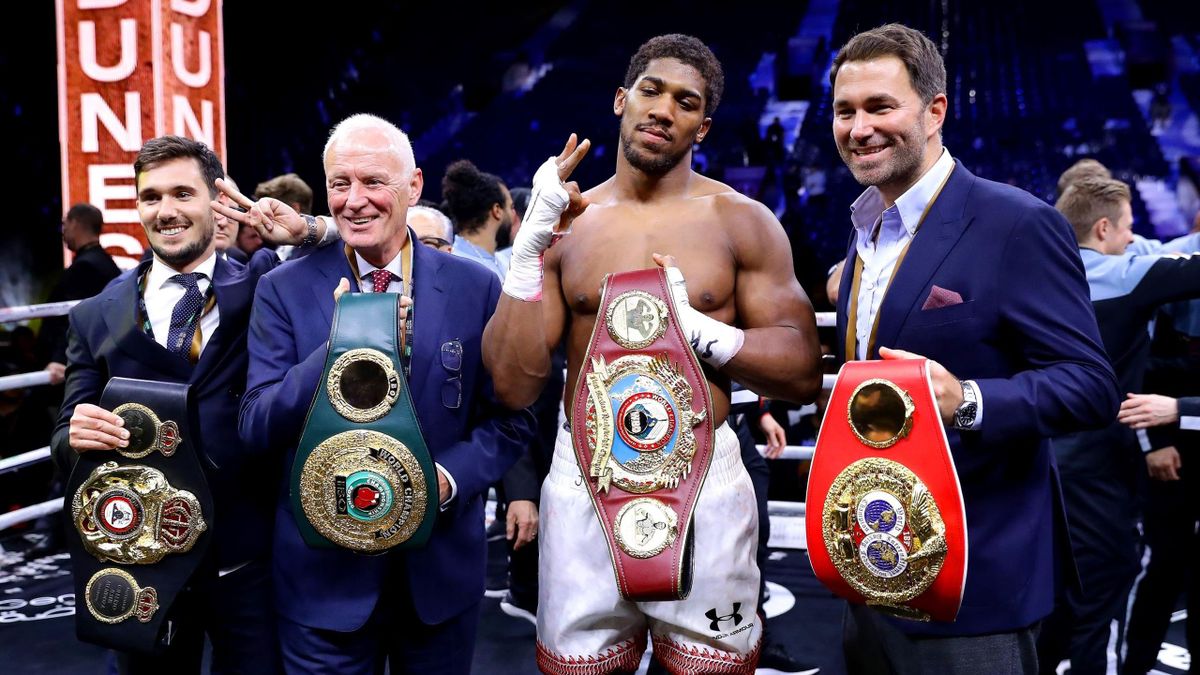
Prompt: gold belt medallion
<box><xmin>298</xmin><ymin>429</ymin><xmax>429</xmax><ymax>553</ymax></box>
<box><xmin>72</xmin><ymin>462</ymin><xmax>207</xmax><ymax>564</ymax></box>
<box><xmin>111</xmin><ymin>403</ymin><xmax>181</xmax><ymax>459</ymax></box>
<box><xmin>327</xmin><ymin>349</ymin><xmax>401</xmax><ymax>423</ymax></box>
<box><xmin>613</xmin><ymin>497</ymin><xmax>679</xmax><ymax>558</ymax></box>
<box><xmin>84</xmin><ymin>568</ymin><xmax>159</xmax><ymax>624</ymax></box>
<box><xmin>581</xmin><ymin>354</ymin><xmax>706</xmax><ymax>494</ymax></box>
<box><xmin>605</xmin><ymin>290</ymin><xmax>669</xmax><ymax>350</ymax></box>
<box><xmin>822</xmin><ymin>457</ymin><xmax>948</xmax><ymax>619</ymax></box>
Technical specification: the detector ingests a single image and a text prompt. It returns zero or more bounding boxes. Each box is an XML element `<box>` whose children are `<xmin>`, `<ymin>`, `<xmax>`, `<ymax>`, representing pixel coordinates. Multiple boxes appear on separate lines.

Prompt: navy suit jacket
<box><xmin>53</xmin><ymin>250</ymin><xmax>281</xmax><ymax>568</ymax></box>
<box><xmin>835</xmin><ymin>161</ymin><xmax>1119</xmax><ymax>636</ymax></box>
<box><xmin>238</xmin><ymin>238</ymin><xmax>534</xmax><ymax>630</ymax></box>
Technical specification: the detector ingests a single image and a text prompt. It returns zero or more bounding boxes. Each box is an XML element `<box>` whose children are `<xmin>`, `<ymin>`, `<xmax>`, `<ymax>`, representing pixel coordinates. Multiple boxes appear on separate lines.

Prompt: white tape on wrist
<box><xmin>503</xmin><ymin>157</ymin><xmax>570</xmax><ymax>301</ymax></box>
<box><xmin>662</xmin><ymin>265</ymin><xmax>744</xmax><ymax>368</ymax></box>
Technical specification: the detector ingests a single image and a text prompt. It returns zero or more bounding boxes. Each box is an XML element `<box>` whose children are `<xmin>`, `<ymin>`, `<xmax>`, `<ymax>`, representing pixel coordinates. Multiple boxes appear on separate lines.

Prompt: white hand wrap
<box><xmin>502</xmin><ymin>157</ymin><xmax>570</xmax><ymax>301</ymax></box>
<box><xmin>663</xmin><ymin>265</ymin><xmax>745</xmax><ymax>368</ymax></box>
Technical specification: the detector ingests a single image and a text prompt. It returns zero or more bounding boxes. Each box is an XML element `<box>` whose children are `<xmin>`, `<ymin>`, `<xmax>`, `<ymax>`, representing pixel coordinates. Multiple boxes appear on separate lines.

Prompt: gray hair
<box><xmin>323</xmin><ymin>113</ymin><xmax>415</xmax><ymax>177</ymax></box>
<box><xmin>407</xmin><ymin>205</ymin><xmax>453</xmax><ymax>241</ymax></box>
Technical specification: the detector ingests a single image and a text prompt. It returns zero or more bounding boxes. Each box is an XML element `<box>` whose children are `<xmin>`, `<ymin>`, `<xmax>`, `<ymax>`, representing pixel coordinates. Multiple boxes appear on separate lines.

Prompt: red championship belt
<box><xmin>571</xmin><ymin>268</ymin><xmax>715</xmax><ymax>601</ymax></box>
<box><xmin>806</xmin><ymin>359</ymin><xmax>967</xmax><ymax>622</ymax></box>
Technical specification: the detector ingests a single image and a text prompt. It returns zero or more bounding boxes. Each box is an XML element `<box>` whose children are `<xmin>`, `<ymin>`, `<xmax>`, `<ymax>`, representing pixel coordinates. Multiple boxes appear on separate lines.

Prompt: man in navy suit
<box><xmin>829</xmin><ymin>24</ymin><xmax>1119</xmax><ymax>673</ymax></box>
<box><xmin>237</xmin><ymin>113</ymin><xmax>535</xmax><ymax>674</ymax></box>
<box><xmin>53</xmin><ymin>135</ymin><xmax>333</xmax><ymax>673</ymax></box>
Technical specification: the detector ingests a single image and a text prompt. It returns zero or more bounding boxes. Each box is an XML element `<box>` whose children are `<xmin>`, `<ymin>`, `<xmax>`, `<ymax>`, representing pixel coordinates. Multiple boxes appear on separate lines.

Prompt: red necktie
<box><xmin>370</xmin><ymin>269</ymin><xmax>393</xmax><ymax>294</ymax></box>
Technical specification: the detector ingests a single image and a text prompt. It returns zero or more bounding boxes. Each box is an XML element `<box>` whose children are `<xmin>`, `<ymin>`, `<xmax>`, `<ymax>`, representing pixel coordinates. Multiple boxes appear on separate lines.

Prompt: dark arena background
<box><xmin>3</xmin><ymin>0</ymin><xmax>1199</xmax><ymax>673</ymax></box>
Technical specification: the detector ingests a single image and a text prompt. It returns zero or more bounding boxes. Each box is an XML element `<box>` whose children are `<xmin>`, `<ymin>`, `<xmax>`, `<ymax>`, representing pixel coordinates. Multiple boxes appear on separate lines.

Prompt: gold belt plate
<box><xmin>821</xmin><ymin>457</ymin><xmax>948</xmax><ymax>619</ymax></box>
<box><xmin>72</xmin><ymin>461</ymin><xmax>207</xmax><ymax>565</ymax></box>
<box><xmin>298</xmin><ymin>429</ymin><xmax>428</xmax><ymax>553</ymax></box>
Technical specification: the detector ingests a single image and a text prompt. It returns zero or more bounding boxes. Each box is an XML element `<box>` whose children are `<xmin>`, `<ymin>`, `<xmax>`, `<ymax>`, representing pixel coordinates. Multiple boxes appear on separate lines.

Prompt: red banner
<box><xmin>56</xmin><ymin>0</ymin><xmax>225</xmax><ymax>269</ymax></box>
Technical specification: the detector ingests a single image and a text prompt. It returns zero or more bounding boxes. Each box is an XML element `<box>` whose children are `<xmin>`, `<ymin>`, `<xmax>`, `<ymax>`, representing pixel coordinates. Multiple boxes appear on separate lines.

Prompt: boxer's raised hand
<box><xmin>503</xmin><ymin>134</ymin><xmax>591</xmax><ymax>302</ymax></box>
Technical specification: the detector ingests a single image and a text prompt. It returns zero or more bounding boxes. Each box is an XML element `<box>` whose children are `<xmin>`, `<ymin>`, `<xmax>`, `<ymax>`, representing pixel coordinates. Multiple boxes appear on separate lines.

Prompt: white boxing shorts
<box><xmin>536</xmin><ymin>422</ymin><xmax>762</xmax><ymax>674</ymax></box>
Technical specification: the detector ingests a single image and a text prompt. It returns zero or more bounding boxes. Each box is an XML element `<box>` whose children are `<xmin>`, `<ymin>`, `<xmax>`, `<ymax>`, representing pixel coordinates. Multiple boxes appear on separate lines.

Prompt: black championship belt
<box><xmin>571</xmin><ymin>268</ymin><xmax>714</xmax><ymax>601</ymax></box>
<box><xmin>291</xmin><ymin>292</ymin><xmax>438</xmax><ymax>553</ymax></box>
<box><xmin>806</xmin><ymin>359</ymin><xmax>968</xmax><ymax>621</ymax></box>
<box><xmin>66</xmin><ymin>377</ymin><xmax>212</xmax><ymax>653</ymax></box>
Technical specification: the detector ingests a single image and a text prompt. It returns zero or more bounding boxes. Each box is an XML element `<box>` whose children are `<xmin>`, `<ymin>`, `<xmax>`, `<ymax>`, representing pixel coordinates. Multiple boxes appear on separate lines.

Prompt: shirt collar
<box><xmin>147</xmin><ymin>251</ymin><xmax>218</xmax><ymax>291</ymax></box>
<box><xmin>452</xmin><ymin>236</ymin><xmax>493</xmax><ymax>260</ymax></box>
<box><xmin>850</xmin><ymin>148</ymin><xmax>955</xmax><ymax>240</ymax></box>
<box><xmin>354</xmin><ymin>248</ymin><xmax>404</xmax><ymax>281</ymax></box>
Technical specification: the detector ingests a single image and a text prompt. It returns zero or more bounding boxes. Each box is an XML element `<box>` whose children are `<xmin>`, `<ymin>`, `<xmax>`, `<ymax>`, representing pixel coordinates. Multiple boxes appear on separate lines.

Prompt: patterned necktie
<box><xmin>370</xmin><ymin>268</ymin><xmax>394</xmax><ymax>294</ymax></box>
<box><xmin>166</xmin><ymin>273</ymin><xmax>206</xmax><ymax>360</ymax></box>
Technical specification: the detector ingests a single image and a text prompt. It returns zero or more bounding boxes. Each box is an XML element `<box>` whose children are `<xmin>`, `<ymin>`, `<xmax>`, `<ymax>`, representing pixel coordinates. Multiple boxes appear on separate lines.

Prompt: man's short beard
<box><xmin>620</xmin><ymin>127</ymin><xmax>688</xmax><ymax>175</ymax></box>
<box><xmin>495</xmin><ymin>221</ymin><xmax>513</xmax><ymax>250</ymax></box>
<box><xmin>840</xmin><ymin>117</ymin><xmax>928</xmax><ymax>190</ymax></box>
<box><xmin>152</xmin><ymin>226</ymin><xmax>214</xmax><ymax>269</ymax></box>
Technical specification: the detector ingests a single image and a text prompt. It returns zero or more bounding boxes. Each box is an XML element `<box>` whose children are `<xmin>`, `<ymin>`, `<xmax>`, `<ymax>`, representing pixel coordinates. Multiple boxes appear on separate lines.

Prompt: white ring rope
<box><xmin>0</xmin><ymin>300</ymin><xmax>80</xmax><ymax>323</ymax></box>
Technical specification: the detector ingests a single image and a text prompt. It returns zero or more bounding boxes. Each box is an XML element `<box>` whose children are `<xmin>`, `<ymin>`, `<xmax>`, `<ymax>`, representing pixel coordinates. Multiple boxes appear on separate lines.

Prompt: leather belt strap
<box><xmin>806</xmin><ymin>359</ymin><xmax>968</xmax><ymax>622</ymax></box>
<box><xmin>67</xmin><ymin>377</ymin><xmax>211</xmax><ymax>653</ymax></box>
<box><xmin>570</xmin><ymin>268</ymin><xmax>714</xmax><ymax>601</ymax></box>
<box><xmin>292</xmin><ymin>293</ymin><xmax>438</xmax><ymax>553</ymax></box>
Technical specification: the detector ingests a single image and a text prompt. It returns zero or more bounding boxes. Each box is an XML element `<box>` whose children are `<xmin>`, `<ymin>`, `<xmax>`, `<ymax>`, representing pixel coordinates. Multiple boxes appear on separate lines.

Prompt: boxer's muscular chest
<box><xmin>557</xmin><ymin>203</ymin><xmax>736</xmax><ymax>318</ymax></box>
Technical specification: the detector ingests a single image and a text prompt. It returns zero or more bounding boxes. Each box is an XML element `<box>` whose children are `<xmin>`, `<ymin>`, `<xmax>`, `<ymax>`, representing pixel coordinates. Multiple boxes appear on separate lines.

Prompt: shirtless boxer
<box><xmin>483</xmin><ymin>34</ymin><xmax>822</xmax><ymax>673</ymax></box>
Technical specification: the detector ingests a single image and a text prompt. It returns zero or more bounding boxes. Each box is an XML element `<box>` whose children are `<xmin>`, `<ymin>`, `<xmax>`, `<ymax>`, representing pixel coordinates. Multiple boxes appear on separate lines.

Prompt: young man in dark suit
<box><xmin>54</xmin><ymin>135</ymin><xmax>331</xmax><ymax>673</ymax></box>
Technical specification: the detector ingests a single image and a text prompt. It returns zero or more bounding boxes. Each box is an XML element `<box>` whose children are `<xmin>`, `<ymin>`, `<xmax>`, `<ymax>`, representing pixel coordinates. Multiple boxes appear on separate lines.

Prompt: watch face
<box><xmin>955</xmin><ymin>402</ymin><xmax>978</xmax><ymax>427</ymax></box>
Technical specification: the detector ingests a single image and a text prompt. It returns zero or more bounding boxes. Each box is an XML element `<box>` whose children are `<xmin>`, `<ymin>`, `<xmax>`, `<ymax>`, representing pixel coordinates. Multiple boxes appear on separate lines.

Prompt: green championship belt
<box><xmin>291</xmin><ymin>293</ymin><xmax>438</xmax><ymax>553</ymax></box>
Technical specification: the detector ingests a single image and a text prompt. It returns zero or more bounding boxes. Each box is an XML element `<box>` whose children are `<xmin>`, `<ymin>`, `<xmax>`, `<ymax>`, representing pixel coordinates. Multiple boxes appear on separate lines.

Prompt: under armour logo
<box><xmin>690</xmin><ymin>331</ymin><xmax>717</xmax><ymax>359</ymax></box>
<box><xmin>705</xmin><ymin>603</ymin><xmax>743</xmax><ymax>632</ymax></box>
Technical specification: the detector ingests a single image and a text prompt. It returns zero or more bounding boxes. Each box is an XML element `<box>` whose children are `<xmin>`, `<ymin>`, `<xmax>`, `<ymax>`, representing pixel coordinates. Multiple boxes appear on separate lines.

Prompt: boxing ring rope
<box><xmin>0</xmin><ymin>303</ymin><xmax>835</xmax><ymax>532</ymax></box>
<box><xmin>0</xmin><ymin>371</ymin><xmax>53</xmax><ymax>392</ymax></box>
<box><xmin>0</xmin><ymin>447</ymin><xmax>52</xmax><ymax>475</ymax></box>
<box><xmin>0</xmin><ymin>300</ymin><xmax>80</xmax><ymax>324</ymax></box>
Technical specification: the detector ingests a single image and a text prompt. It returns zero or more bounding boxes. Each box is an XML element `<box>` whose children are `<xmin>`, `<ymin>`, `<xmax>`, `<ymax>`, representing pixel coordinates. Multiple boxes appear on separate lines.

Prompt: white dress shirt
<box><xmin>848</xmin><ymin>149</ymin><xmax>983</xmax><ymax>429</ymax></box>
<box><xmin>144</xmin><ymin>252</ymin><xmax>220</xmax><ymax>355</ymax></box>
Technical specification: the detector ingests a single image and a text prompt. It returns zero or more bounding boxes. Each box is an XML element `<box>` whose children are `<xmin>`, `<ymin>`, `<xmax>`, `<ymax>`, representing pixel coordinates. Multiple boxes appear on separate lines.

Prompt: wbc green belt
<box><xmin>291</xmin><ymin>293</ymin><xmax>437</xmax><ymax>553</ymax></box>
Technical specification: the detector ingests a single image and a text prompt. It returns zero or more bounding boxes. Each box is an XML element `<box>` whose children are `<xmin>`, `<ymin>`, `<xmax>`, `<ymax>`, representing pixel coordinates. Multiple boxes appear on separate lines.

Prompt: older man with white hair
<box><xmin>407</xmin><ymin>204</ymin><xmax>454</xmax><ymax>252</ymax></box>
<box><xmin>236</xmin><ymin>113</ymin><xmax>535</xmax><ymax>674</ymax></box>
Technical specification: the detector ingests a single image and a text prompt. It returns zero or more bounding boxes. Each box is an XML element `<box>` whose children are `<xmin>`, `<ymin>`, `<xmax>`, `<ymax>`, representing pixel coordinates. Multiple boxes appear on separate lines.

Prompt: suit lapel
<box><xmin>309</xmin><ymin>243</ymin><xmax>360</xmax><ymax>330</ymax></box>
<box><xmin>836</xmin><ymin>232</ymin><xmax>859</xmax><ymax>362</ymax></box>
<box><xmin>191</xmin><ymin>256</ymin><xmax>246</xmax><ymax>385</ymax></box>
<box><xmin>102</xmin><ymin>262</ymin><xmax>192</xmax><ymax>379</ymax></box>
<box><xmin>408</xmin><ymin>241</ymin><xmax>448</xmax><ymax>407</ymax></box>
<box><xmin>870</xmin><ymin>161</ymin><xmax>975</xmax><ymax>356</ymax></box>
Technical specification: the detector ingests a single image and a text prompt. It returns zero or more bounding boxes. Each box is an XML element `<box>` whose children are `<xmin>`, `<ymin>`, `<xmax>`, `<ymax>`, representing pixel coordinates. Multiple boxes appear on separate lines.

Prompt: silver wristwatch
<box><xmin>952</xmin><ymin>380</ymin><xmax>978</xmax><ymax>430</ymax></box>
<box><xmin>300</xmin><ymin>214</ymin><xmax>319</xmax><ymax>248</ymax></box>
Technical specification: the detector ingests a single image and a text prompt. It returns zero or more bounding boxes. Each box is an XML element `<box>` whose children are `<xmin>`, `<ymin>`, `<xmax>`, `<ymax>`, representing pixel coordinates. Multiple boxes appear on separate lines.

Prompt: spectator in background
<box><xmin>255</xmin><ymin>172</ymin><xmax>315</xmax><ymax>259</ymax></box>
<box><xmin>254</xmin><ymin>172</ymin><xmax>314</xmax><ymax>215</ymax></box>
<box><xmin>407</xmin><ymin>204</ymin><xmax>454</xmax><ymax>252</ymax></box>
<box><xmin>1056</xmin><ymin>158</ymin><xmax>1111</xmax><ymax>198</ymax></box>
<box><xmin>443</xmin><ymin>159</ymin><xmax>515</xmax><ymax>279</ymax></box>
<box><xmin>236</xmin><ymin>221</ymin><xmax>265</xmax><ymax>256</ymax></box>
<box><xmin>494</xmin><ymin>187</ymin><xmax>529</xmax><ymax>275</ymax></box>
<box><xmin>213</xmin><ymin>175</ymin><xmax>249</xmax><ymax>263</ymax></box>
<box><xmin>765</xmin><ymin>116</ymin><xmax>786</xmax><ymax>165</ymax></box>
<box><xmin>39</xmin><ymin>203</ymin><xmax>120</xmax><ymax>385</ymax></box>
<box><xmin>1037</xmin><ymin>177</ymin><xmax>1200</xmax><ymax>674</ymax></box>
<box><xmin>1118</xmin><ymin>382</ymin><xmax>1200</xmax><ymax>674</ymax></box>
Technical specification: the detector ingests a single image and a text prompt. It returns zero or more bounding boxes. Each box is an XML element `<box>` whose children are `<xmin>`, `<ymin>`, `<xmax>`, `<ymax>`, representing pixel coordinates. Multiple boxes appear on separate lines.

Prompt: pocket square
<box><xmin>922</xmin><ymin>285</ymin><xmax>964</xmax><ymax>310</ymax></box>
